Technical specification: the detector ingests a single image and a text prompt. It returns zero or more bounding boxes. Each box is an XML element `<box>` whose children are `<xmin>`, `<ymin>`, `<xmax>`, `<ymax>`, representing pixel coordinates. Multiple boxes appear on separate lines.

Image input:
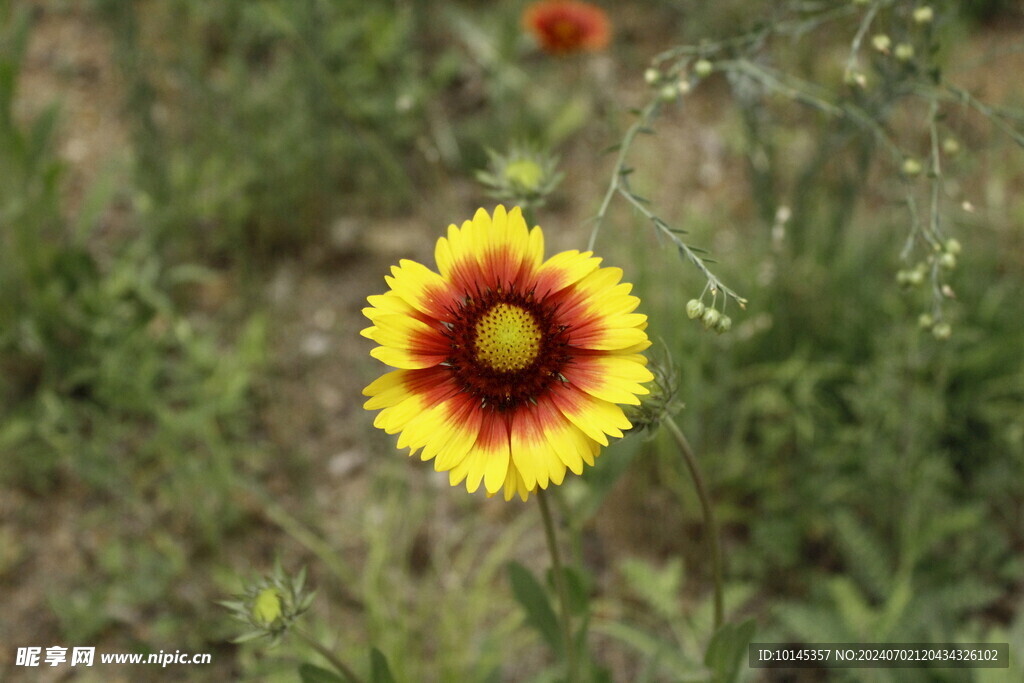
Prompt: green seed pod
<box><xmin>918</xmin><ymin>313</ymin><xmax>934</xmax><ymax>328</ymax></box>
<box><xmin>714</xmin><ymin>315</ymin><xmax>733</xmax><ymax>334</ymax></box>
<box><xmin>939</xmin><ymin>252</ymin><xmax>957</xmax><ymax>270</ymax></box>
<box><xmin>942</xmin><ymin>137</ymin><xmax>960</xmax><ymax>156</ymax></box>
<box><xmin>913</xmin><ymin>6</ymin><xmax>934</xmax><ymax>24</ymax></box>
<box><xmin>897</xmin><ymin>270</ymin><xmax>911</xmax><ymax>286</ymax></box>
<box><xmin>932</xmin><ymin>322</ymin><xmax>952</xmax><ymax>340</ymax></box>
<box><xmin>872</xmin><ymin>34</ymin><xmax>892</xmax><ymax>53</ymax></box>
<box><xmin>644</xmin><ymin>68</ymin><xmax>660</xmax><ymax>85</ymax></box>
<box><xmin>944</xmin><ymin>238</ymin><xmax>962</xmax><ymax>255</ymax></box>
<box><xmin>895</xmin><ymin>43</ymin><xmax>915</xmax><ymax>61</ymax></box>
<box><xmin>686</xmin><ymin>299</ymin><xmax>705</xmax><ymax>319</ymax></box>
<box><xmin>906</xmin><ymin>269</ymin><xmax>925</xmax><ymax>286</ymax></box>
<box><xmin>659</xmin><ymin>84</ymin><xmax>679</xmax><ymax>102</ymax></box>
<box><xmin>694</xmin><ymin>59</ymin><xmax>713</xmax><ymax>77</ymax></box>
<box><xmin>701</xmin><ymin>308</ymin><xmax>721</xmax><ymax>330</ymax></box>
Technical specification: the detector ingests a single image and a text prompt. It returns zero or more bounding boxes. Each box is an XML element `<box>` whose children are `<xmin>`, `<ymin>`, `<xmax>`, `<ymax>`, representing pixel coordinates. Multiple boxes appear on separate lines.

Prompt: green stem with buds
<box><xmin>664</xmin><ymin>416</ymin><xmax>724</xmax><ymax>630</ymax></box>
<box><xmin>537</xmin><ymin>488</ymin><xmax>579</xmax><ymax>683</ymax></box>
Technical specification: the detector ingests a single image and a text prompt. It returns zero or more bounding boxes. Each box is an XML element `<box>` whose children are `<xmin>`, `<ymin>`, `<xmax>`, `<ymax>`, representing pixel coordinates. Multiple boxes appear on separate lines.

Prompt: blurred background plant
<box><xmin>2</xmin><ymin>0</ymin><xmax>1023</xmax><ymax>681</ymax></box>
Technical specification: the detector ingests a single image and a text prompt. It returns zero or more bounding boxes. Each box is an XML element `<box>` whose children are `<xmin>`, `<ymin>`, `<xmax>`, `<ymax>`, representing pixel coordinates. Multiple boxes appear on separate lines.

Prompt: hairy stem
<box><xmin>537</xmin><ymin>488</ymin><xmax>579</xmax><ymax>682</ymax></box>
<box><xmin>665</xmin><ymin>416</ymin><xmax>724</xmax><ymax>630</ymax></box>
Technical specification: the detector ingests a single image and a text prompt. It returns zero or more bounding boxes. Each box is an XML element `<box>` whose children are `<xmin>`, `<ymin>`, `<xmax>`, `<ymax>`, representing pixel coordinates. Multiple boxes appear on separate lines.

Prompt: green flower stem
<box><xmin>664</xmin><ymin>416</ymin><xmax>724</xmax><ymax>630</ymax></box>
<box><xmin>293</xmin><ymin>627</ymin><xmax>364</xmax><ymax>683</ymax></box>
<box><xmin>537</xmin><ymin>488</ymin><xmax>579</xmax><ymax>683</ymax></box>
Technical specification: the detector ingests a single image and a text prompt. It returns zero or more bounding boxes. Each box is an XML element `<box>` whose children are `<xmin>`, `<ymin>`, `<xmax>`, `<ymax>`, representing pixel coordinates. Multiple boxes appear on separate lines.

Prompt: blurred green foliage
<box><xmin>2</xmin><ymin>0</ymin><xmax>1023</xmax><ymax>681</ymax></box>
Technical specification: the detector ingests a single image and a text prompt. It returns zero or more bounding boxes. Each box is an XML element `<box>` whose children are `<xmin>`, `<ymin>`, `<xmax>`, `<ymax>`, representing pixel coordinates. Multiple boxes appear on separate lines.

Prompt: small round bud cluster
<box><xmin>913</xmin><ymin>6</ymin><xmax>934</xmax><ymax>24</ymax></box>
<box><xmin>872</xmin><ymin>34</ymin><xmax>892</xmax><ymax>53</ymax></box>
<box><xmin>931</xmin><ymin>322</ymin><xmax>952</xmax><ymax>340</ymax></box>
<box><xmin>702</xmin><ymin>308</ymin><xmax>721</xmax><ymax>329</ymax></box>
<box><xmin>895</xmin><ymin>43</ymin><xmax>915</xmax><ymax>61</ymax></box>
<box><xmin>686</xmin><ymin>299</ymin><xmax>732</xmax><ymax>334</ymax></box>
<box><xmin>919</xmin><ymin>312</ymin><xmax>951</xmax><ymax>339</ymax></box>
<box><xmin>686</xmin><ymin>299</ymin><xmax>705</xmax><ymax>319</ymax></box>
<box><xmin>844</xmin><ymin>70</ymin><xmax>868</xmax><ymax>88</ymax></box>
<box><xmin>896</xmin><ymin>263</ymin><xmax>927</xmax><ymax>288</ymax></box>
<box><xmin>902</xmin><ymin>157</ymin><xmax>922</xmax><ymax>176</ymax></box>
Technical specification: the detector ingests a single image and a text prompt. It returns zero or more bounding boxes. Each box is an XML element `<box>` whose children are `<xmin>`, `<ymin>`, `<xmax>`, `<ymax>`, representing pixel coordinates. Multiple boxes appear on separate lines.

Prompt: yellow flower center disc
<box><xmin>474</xmin><ymin>303</ymin><xmax>542</xmax><ymax>372</ymax></box>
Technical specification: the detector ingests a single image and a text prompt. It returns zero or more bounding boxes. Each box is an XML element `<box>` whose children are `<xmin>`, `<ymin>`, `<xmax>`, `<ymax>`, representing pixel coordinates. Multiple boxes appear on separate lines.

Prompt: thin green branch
<box><xmin>664</xmin><ymin>417</ymin><xmax>724</xmax><ymax>631</ymax></box>
<box><xmin>538</xmin><ymin>489</ymin><xmax>579</xmax><ymax>683</ymax></box>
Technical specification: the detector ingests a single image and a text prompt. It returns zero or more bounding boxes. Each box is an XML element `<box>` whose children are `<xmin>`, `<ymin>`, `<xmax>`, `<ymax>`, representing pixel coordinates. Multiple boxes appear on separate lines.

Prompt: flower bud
<box><xmin>942</xmin><ymin>137</ymin><xmax>960</xmax><ymax>156</ymax></box>
<box><xmin>844</xmin><ymin>69</ymin><xmax>867</xmax><ymax>88</ymax></box>
<box><xmin>913</xmin><ymin>6</ymin><xmax>934</xmax><ymax>24</ymax></box>
<box><xmin>944</xmin><ymin>238</ymin><xmax>961</xmax><ymax>255</ymax></box>
<box><xmin>701</xmin><ymin>308</ymin><xmax>721</xmax><ymax>330</ymax></box>
<box><xmin>644</xmin><ymin>68</ymin><xmax>661</xmax><ymax>85</ymax></box>
<box><xmin>659</xmin><ymin>84</ymin><xmax>679</xmax><ymax>102</ymax></box>
<box><xmin>686</xmin><ymin>299</ymin><xmax>705</xmax><ymax>319</ymax></box>
<box><xmin>694</xmin><ymin>59</ymin><xmax>713</xmax><ymax>77</ymax></box>
<box><xmin>906</xmin><ymin>268</ymin><xmax>925</xmax><ymax>286</ymax></box>
<box><xmin>932</xmin><ymin>322</ymin><xmax>952</xmax><ymax>340</ymax></box>
<box><xmin>252</xmin><ymin>588</ymin><xmax>283</xmax><ymax>627</ymax></box>
<box><xmin>895</xmin><ymin>43</ymin><xmax>915</xmax><ymax>61</ymax></box>
<box><xmin>918</xmin><ymin>313</ymin><xmax>934</xmax><ymax>328</ymax></box>
<box><xmin>939</xmin><ymin>252</ymin><xmax>957</xmax><ymax>270</ymax></box>
<box><xmin>872</xmin><ymin>34</ymin><xmax>892</xmax><ymax>53</ymax></box>
<box><xmin>902</xmin><ymin>158</ymin><xmax>922</xmax><ymax>176</ymax></box>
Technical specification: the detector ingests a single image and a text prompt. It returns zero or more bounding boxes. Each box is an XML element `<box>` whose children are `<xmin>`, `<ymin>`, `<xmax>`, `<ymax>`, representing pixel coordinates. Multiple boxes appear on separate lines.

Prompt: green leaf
<box><xmin>298</xmin><ymin>663</ymin><xmax>345</xmax><ymax>683</ymax></box>
<box><xmin>547</xmin><ymin>565</ymin><xmax>591</xmax><ymax>616</ymax></box>
<box><xmin>507</xmin><ymin>561</ymin><xmax>562</xmax><ymax>655</ymax></box>
<box><xmin>704</xmin><ymin>618</ymin><xmax>756</xmax><ymax>683</ymax></box>
<box><xmin>370</xmin><ymin>647</ymin><xmax>396</xmax><ymax>683</ymax></box>
<box><xmin>594</xmin><ymin>621</ymin><xmax>708</xmax><ymax>681</ymax></box>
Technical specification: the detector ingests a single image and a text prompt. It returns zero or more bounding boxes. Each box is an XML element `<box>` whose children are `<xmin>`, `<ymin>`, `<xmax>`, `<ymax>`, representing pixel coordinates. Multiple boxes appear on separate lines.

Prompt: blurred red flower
<box><xmin>523</xmin><ymin>1</ymin><xmax>611</xmax><ymax>56</ymax></box>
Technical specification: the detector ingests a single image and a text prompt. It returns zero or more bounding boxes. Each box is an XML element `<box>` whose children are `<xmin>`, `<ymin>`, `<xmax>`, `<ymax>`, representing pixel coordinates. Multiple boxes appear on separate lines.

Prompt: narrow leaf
<box><xmin>370</xmin><ymin>647</ymin><xmax>397</xmax><ymax>683</ymax></box>
<box><xmin>299</xmin><ymin>663</ymin><xmax>346</xmax><ymax>683</ymax></box>
<box><xmin>507</xmin><ymin>561</ymin><xmax>562</xmax><ymax>655</ymax></box>
<box><xmin>704</xmin><ymin>618</ymin><xmax>756</xmax><ymax>683</ymax></box>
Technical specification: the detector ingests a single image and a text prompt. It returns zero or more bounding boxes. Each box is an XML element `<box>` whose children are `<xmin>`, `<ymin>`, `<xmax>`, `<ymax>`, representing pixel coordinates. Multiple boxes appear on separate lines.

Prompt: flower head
<box><xmin>523</xmin><ymin>1</ymin><xmax>611</xmax><ymax>56</ymax></box>
<box><xmin>362</xmin><ymin>206</ymin><xmax>652</xmax><ymax>501</ymax></box>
